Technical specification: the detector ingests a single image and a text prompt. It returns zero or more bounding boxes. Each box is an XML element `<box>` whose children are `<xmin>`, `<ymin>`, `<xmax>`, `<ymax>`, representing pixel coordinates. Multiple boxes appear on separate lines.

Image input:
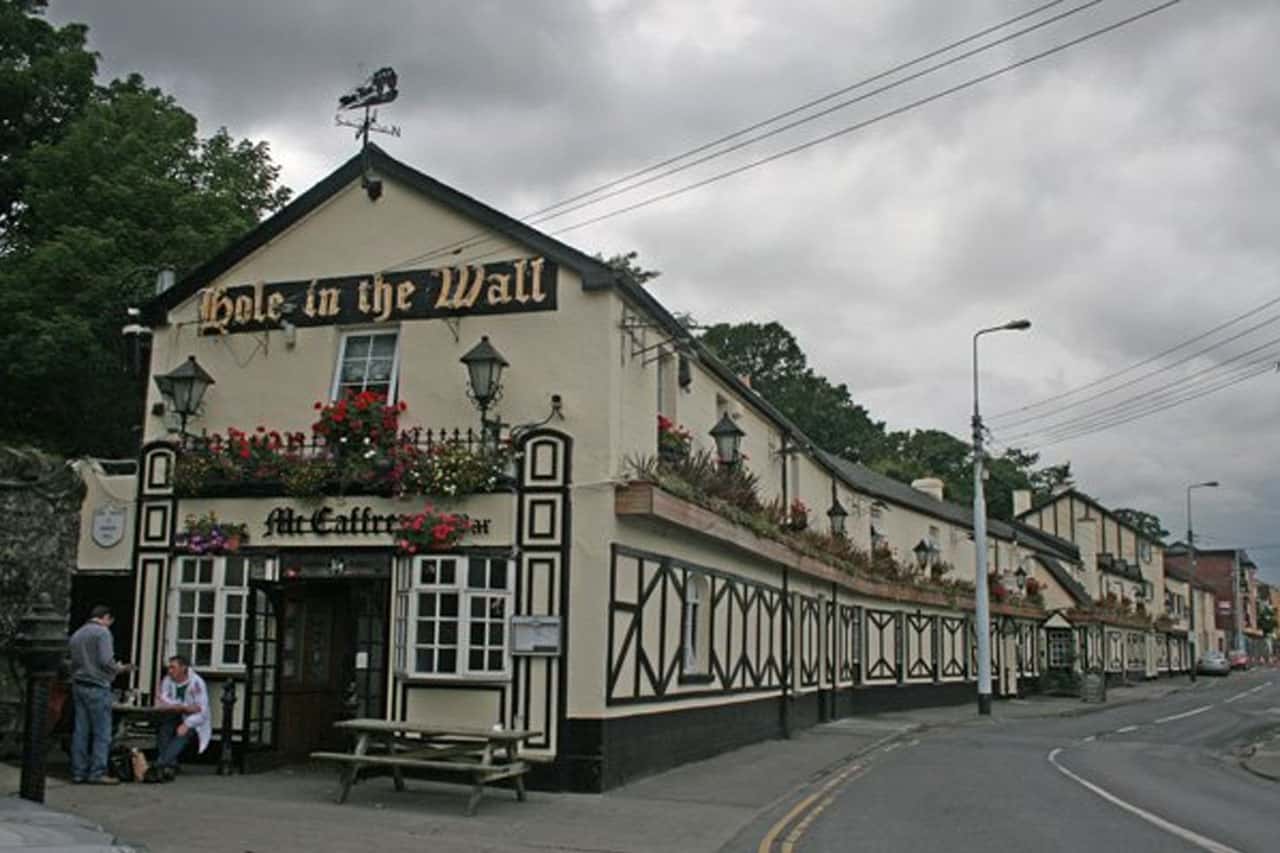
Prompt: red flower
<box><xmin>314</xmin><ymin>402</ymin><xmax>323</xmax><ymax>410</ymax></box>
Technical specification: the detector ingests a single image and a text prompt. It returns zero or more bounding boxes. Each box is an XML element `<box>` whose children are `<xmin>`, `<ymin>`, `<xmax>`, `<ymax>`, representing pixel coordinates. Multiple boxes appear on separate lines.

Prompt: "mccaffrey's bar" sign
<box><xmin>198</xmin><ymin>257</ymin><xmax>557</xmax><ymax>335</ymax></box>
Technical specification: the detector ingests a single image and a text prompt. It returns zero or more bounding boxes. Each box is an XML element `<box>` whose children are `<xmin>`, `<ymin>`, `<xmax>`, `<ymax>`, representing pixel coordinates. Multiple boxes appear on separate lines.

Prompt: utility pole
<box><xmin>972</xmin><ymin>319</ymin><xmax>1030</xmax><ymax>716</ymax></box>
<box><xmin>1185</xmin><ymin>480</ymin><xmax>1218</xmax><ymax>680</ymax></box>
<box><xmin>1233</xmin><ymin>549</ymin><xmax>1245</xmax><ymax>653</ymax></box>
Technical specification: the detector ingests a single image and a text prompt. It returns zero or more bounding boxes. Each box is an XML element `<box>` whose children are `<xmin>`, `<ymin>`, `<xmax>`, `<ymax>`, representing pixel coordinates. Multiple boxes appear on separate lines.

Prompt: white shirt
<box><xmin>158</xmin><ymin>669</ymin><xmax>212</xmax><ymax>753</ymax></box>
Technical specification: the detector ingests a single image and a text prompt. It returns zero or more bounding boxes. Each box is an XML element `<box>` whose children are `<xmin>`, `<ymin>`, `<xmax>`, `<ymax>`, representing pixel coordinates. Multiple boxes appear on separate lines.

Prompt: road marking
<box><xmin>1047</xmin><ymin>748</ymin><xmax>1242</xmax><ymax>853</ymax></box>
<box><xmin>1114</xmin><ymin>725</ymin><xmax>1140</xmax><ymax>734</ymax></box>
<box><xmin>1154</xmin><ymin>705</ymin><xmax>1212</xmax><ymax>724</ymax></box>
<box><xmin>1082</xmin><ymin>735</ymin><xmax>1096</xmax><ymax>743</ymax></box>
<box><xmin>757</xmin><ymin>761</ymin><xmax>868</xmax><ymax>853</ymax></box>
<box><xmin>1224</xmin><ymin>681</ymin><xmax>1271</xmax><ymax>704</ymax></box>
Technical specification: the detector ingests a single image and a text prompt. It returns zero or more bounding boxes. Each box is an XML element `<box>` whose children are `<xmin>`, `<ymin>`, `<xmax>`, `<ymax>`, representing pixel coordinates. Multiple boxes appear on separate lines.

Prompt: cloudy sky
<box><xmin>49</xmin><ymin>0</ymin><xmax>1280</xmax><ymax>581</ymax></box>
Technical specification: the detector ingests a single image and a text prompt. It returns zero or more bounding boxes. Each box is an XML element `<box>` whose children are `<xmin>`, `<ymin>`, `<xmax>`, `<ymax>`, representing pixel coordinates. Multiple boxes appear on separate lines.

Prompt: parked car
<box><xmin>1197</xmin><ymin>650</ymin><xmax>1231</xmax><ymax>676</ymax></box>
<box><xmin>1228</xmin><ymin>649</ymin><xmax>1250</xmax><ymax>670</ymax></box>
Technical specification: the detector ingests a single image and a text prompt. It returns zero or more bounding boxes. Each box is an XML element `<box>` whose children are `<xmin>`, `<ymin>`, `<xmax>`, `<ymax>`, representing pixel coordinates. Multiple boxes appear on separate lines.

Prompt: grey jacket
<box><xmin>68</xmin><ymin>621</ymin><xmax>120</xmax><ymax>688</ymax></box>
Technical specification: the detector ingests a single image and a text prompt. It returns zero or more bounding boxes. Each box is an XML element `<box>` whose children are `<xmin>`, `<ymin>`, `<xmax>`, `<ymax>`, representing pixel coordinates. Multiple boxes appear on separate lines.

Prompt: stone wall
<box><xmin>0</xmin><ymin>448</ymin><xmax>84</xmax><ymax>756</ymax></box>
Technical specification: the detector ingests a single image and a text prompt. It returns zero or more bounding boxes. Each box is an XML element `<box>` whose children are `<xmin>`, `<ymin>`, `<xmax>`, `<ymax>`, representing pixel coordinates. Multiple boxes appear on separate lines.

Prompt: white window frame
<box><xmin>1048</xmin><ymin>631</ymin><xmax>1072</xmax><ymax>668</ymax></box>
<box><xmin>330</xmin><ymin>328</ymin><xmax>402</xmax><ymax>402</ymax></box>
<box><xmin>167</xmin><ymin>555</ymin><xmax>271</xmax><ymax>672</ymax></box>
<box><xmin>395</xmin><ymin>554</ymin><xmax>513</xmax><ymax>680</ymax></box>
<box><xmin>682</xmin><ymin>572</ymin><xmax>709</xmax><ymax>674</ymax></box>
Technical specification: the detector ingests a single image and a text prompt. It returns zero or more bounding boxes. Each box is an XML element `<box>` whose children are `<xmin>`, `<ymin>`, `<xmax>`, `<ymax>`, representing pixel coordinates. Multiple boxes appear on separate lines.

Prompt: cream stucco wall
<box><xmin>74</xmin><ymin>460</ymin><xmax>136</xmax><ymax>572</ymax></box>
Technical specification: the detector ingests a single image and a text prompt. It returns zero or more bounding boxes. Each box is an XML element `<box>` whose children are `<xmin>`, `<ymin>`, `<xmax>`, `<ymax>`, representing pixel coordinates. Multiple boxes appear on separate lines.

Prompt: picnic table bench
<box><xmin>310</xmin><ymin>718</ymin><xmax>540</xmax><ymax>816</ymax></box>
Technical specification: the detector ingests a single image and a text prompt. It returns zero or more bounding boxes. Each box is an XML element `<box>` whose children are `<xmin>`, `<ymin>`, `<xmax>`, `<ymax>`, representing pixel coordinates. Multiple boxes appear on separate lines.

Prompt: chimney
<box><xmin>911</xmin><ymin>477</ymin><xmax>945</xmax><ymax>501</ymax></box>
<box><xmin>1012</xmin><ymin>489</ymin><xmax>1032</xmax><ymax>517</ymax></box>
<box><xmin>1075</xmin><ymin>517</ymin><xmax>1100</xmax><ymax>599</ymax></box>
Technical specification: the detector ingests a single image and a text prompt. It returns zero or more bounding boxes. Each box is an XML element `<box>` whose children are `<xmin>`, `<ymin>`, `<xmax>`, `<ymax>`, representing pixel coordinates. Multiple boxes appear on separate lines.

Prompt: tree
<box><xmin>1113</xmin><ymin>508</ymin><xmax>1169</xmax><ymax>542</ymax></box>
<box><xmin>0</xmin><ymin>70</ymin><xmax>290</xmax><ymax>456</ymax></box>
<box><xmin>1259</xmin><ymin>604</ymin><xmax>1276</xmax><ymax>638</ymax></box>
<box><xmin>700</xmin><ymin>321</ymin><xmax>887</xmax><ymax>460</ymax></box>
<box><xmin>597</xmin><ymin>250</ymin><xmax>660</xmax><ymax>287</ymax></box>
<box><xmin>0</xmin><ymin>0</ymin><xmax>98</xmax><ymax>237</ymax></box>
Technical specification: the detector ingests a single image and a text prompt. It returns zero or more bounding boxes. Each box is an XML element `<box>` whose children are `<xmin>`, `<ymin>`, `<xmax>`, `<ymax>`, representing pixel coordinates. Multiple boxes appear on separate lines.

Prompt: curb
<box><xmin>1240</xmin><ymin>756</ymin><xmax>1280</xmax><ymax>783</ymax></box>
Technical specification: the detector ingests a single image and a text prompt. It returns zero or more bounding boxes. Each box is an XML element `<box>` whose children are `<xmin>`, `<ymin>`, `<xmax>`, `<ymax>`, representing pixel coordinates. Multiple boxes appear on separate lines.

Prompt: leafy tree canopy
<box><xmin>0</xmin><ymin>3</ymin><xmax>291</xmax><ymax>457</ymax></box>
<box><xmin>1113</xmin><ymin>508</ymin><xmax>1170</xmax><ymax>543</ymax></box>
<box><xmin>699</xmin><ymin>318</ymin><xmax>1071</xmax><ymax>521</ymax></box>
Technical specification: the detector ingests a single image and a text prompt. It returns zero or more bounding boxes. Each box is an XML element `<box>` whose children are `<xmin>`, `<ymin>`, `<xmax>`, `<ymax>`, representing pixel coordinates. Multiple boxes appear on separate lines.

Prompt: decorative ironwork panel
<box><xmin>797</xmin><ymin>596</ymin><xmax>820</xmax><ymax>688</ymax></box>
<box><xmin>838</xmin><ymin>604</ymin><xmax>859</xmax><ymax>684</ymax></box>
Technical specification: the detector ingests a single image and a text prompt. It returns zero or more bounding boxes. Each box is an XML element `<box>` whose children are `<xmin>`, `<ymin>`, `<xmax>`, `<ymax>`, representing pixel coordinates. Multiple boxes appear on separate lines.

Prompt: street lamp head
<box><xmin>1003</xmin><ymin>319</ymin><xmax>1032</xmax><ymax>331</ymax></box>
<box><xmin>709</xmin><ymin>413</ymin><xmax>745</xmax><ymax>467</ymax></box>
<box><xmin>460</xmin><ymin>336</ymin><xmax>509</xmax><ymax>412</ymax></box>
<box><xmin>827</xmin><ymin>496</ymin><xmax>849</xmax><ymax>538</ymax></box>
<box><xmin>154</xmin><ymin>355</ymin><xmax>214</xmax><ymax>422</ymax></box>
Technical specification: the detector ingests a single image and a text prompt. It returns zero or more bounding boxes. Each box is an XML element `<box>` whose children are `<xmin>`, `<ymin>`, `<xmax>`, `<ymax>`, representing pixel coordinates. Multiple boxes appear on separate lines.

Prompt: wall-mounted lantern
<box><xmin>461</xmin><ymin>336</ymin><xmax>509</xmax><ymax>441</ymax></box>
<box><xmin>709</xmin><ymin>413</ymin><xmax>744</xmax><ymax>467</ymax></box>
<box><xmin>154</xmin><ymin>355</ymin><xmax>215</xmax><ymax>436</ymax></box>
<box><xmin>913</xmin><ymin>539</ymin><xmax>932</xmax><ymax>571</ymax></box>
<box><xmin>827</xmin><ymin>495</ymin><xmax>849</xmax><ymax>538</ymax></box>
<box><xmin>1014</xmin><ymin>565</ymin><xmax>1028</xmax><ymax>591</ymax></box>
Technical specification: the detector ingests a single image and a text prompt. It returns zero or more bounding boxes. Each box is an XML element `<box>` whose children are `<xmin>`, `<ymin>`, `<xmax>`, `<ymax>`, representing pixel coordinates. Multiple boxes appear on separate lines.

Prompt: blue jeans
<box><xmin>155</xmin><ymin>715</ymin><xmax>192</xmax><ymax>769</ymax></box>
<box><xmin>71</xmin><ymin>683</ymin><xmax>113</xmax><ymax>781</ymax></box>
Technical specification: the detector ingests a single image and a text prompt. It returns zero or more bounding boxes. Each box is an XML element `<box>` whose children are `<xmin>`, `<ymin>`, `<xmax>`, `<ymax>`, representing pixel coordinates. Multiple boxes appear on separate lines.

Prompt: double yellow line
<box><xmin>757</xmin><ymin>760</ymin><xmax>870</xmax><ymax>853</ymax></box>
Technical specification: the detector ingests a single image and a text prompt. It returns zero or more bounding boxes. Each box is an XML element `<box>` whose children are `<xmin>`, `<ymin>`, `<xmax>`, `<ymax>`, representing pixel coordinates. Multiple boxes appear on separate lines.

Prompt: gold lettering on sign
<box><xmin>370</xmin><ymin>273</ymin><xmax>394</xmax><ymax>322</ymax></box>
<box><xmin>317</xmin><ymin>286</ymin><xmax>341</xmax><ymax>317</ymax></box>
<box><xmin>266</xmin><ymin>291</ymin><xmax>284</xmax><ymax>321</ymax></box>
<box><xmin>529</xmin><ymin>257</ymin><xmax>547</xmax><ymax>303</ymax></box>
<box><xmin>357</xmin><ymin>280</ymin><xmax>372</xmax><ymax>314</ymax></box>
<box><xmin>303</xmin><ymin>281</ymin><xmax>319</xmax><ymax>318</ymax></box>
<box><xmin>512</xmin><ymin>259</ymin><xmax>528</xmax><ymax>303</ymax></box>
<box><xmin>435</xmin><ymin>266</ymin><xmax>484</xmax><ymax>310</ymax></box>
<box><xmin>396</xmin><ymin>280</ymin><xmax>415</xmax><ymax>311</ymax></box>
<box><xmin>234</xmin><ymin>294</ymin><xmax>254</xmax><ymax>324</ymax></box>
<box><xmin>199</xmin><ymin>287</ymin><xmax>235</xmax><ymax>333</ymax></box>
<box><xmin>485</xmin><ymin>272</ymin><xmax>512</xmax><ymax>305</ymax></box>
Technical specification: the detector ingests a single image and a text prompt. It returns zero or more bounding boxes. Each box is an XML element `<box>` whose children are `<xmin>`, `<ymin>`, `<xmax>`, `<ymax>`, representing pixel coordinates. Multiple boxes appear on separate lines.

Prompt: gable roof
<box><xmin>144</xmin><ymin>145</ymin><xmax>620</xmax><ymax>322</ymax></box>
<box><xmin>1016</xmin><ymin>487</ymin><xmax>1165</xmax><ymax>548</ymax></box>
<box><xmin>1031</xmin><ymin>553</ymin><xmax>1092</xmax><ymax>606</ymax></box>
<box><xmin>821</xmin><ymin>453</ymin><xmax>1080</xmax><ymax>565</ymax></box>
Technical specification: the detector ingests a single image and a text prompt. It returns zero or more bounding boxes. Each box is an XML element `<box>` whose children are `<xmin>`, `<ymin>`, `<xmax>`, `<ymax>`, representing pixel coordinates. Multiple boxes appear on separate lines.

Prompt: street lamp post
<box><xmin>972</xmin><ymin>318</ymin><xmax>1031</xmax><ymax>715</ymax></box>
<box><xmin>1185</xmin><ymin>480</ymin><xmax>1218</xmax><ymax>682</ymax></box>
<box><xmin>15</xmin><ymin>594</ymin><xmax>68</xmax><ymax>803</ymax></box>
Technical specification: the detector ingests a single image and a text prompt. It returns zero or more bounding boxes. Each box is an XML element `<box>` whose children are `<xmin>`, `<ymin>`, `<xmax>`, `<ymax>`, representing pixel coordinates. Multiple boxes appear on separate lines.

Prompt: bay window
<box><xmin>395</xmin><ymin>554</ymin><xmax>513</xmax><ymax>679</ymax></box>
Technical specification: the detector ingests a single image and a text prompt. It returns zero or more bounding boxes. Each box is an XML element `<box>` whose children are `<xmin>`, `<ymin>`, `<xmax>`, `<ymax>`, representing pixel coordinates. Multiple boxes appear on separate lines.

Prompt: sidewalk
<box><xmin>27</xmin><ymin>678</ymin><xmax>1195</xmax><ymax>853</ymax></box>
<box><xmin>0</xmin><ymin>764</ymin><xmax>138</xmax><ymax>851</ymax></box>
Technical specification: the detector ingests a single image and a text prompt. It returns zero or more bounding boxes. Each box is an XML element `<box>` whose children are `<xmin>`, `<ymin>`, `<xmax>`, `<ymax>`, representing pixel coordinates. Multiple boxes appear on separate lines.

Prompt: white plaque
<box><xmin>91</xmin><ymin>505</ymin><xmax>128</xmax><ymax>548</ymax></box>
<box><xmin>511</xmin><ymin>615</ymin><xmax>561</xmax><ymax>656</ymax></box>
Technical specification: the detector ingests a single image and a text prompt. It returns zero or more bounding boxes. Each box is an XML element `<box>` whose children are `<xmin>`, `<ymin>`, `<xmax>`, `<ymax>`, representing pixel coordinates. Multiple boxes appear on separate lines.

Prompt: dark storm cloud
<box><xmin>47</xmin><ymin>0</ymin><xmax>1280</xmax><ymax>580</ymax></box>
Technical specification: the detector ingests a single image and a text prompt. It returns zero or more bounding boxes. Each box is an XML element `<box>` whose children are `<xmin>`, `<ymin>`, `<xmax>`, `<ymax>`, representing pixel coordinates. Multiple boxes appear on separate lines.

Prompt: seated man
<box><xmin>152</xmin><ymin>655</ymin><xmax>211</xmax><ymax>781</ymax></box>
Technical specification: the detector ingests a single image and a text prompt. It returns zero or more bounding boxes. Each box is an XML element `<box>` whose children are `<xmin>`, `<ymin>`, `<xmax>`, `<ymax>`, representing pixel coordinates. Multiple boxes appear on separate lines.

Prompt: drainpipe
<box><xmin>781</xmin><ymin>568</ymin><xmax>791</xmax><ymax>739</ymax></box>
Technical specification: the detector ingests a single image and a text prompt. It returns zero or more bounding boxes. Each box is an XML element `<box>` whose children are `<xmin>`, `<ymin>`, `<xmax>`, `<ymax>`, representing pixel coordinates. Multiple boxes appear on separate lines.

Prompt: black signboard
<box><xmin>199</xmin><ymin>257</ymin><xmax>557</xmax><ymax>335</ymax></box>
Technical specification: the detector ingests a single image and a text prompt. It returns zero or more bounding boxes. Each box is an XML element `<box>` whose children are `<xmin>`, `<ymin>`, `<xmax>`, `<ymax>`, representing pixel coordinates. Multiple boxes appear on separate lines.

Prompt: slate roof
<box><xmin>820</xmin><ymin>453</ymin><xmax>1081</xmax><ymax>565</ymax></box>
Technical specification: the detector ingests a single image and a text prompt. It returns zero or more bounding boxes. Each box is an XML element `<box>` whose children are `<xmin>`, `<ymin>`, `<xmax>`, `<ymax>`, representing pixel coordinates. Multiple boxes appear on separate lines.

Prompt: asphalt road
<box><xmin>756</xmin><ymin>669</ymin><xmax>1279</xmax><ymax>852</ymax></box>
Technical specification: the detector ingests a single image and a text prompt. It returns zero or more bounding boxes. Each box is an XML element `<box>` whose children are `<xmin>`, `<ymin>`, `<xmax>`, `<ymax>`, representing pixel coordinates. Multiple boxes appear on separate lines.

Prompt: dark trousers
<box><xmin>155</xmin><ymin>715</ymin><xmax>193</xmax><ymax>769</ymax></box>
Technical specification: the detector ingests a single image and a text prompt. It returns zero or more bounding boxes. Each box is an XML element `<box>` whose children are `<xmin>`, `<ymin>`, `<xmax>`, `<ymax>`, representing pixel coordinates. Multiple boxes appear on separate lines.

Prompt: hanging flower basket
<box><xmin>177</xmin><ymin>512</ymin><xmax>250</xmax><ymax>555</ymax></box>
<box><xmin>395</xmin><ymin>504</ymin><xmax>471</xmax><ymax>554</ymax></box>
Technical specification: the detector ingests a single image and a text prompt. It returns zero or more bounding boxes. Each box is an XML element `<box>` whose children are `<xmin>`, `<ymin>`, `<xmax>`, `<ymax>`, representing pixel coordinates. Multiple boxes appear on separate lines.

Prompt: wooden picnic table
<box><xmin>310</xmin><ymin>718</ymin><xmax>541</xmax><ymax>816</ymax></box>
<box><xmin>110</xmin><ymin>702</ymin><xmax>180</xmax><ymax>749</ymax></box>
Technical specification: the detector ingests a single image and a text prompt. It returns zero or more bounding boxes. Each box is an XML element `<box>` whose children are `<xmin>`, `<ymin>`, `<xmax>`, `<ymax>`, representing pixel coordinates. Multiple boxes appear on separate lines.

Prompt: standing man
<box><xmin>152</xmin><ymin>655</ymin><xmax>211</xmax><ymax>781</ymax></box>
<box><xmin>67</xmin><ymin>605</ymin><xmax>131</xmax><ymax>784</ymax></box>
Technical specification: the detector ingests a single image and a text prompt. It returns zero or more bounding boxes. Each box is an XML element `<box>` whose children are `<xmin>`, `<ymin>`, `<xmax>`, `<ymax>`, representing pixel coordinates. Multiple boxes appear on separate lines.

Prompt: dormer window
<box><xmin>333</xmin><ymin>330</ymin><xmax>400</xmax><ymax>400</ymax></box>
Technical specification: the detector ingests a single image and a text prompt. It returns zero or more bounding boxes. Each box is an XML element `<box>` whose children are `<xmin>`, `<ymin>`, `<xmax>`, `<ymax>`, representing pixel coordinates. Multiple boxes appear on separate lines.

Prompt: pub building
<box><xmin>119</xmin><ymin>146</ymin><xmax>1184</xmax><ymax>791</ymax></box>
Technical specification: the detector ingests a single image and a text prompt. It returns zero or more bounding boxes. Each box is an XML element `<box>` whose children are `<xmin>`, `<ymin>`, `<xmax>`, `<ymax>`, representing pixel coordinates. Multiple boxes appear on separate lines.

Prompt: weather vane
<box><xmin>335</xmin><ymin>66</ymin><xmax>401</xmax><ymax>199</ymax></box>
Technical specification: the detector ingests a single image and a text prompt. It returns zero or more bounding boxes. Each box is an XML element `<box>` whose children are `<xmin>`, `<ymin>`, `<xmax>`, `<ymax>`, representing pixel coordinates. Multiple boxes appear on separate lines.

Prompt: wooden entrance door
<box><xmin>277</xmin><ymin>583</ymin><xmax>351</xmax><ymax>758</ymax></box>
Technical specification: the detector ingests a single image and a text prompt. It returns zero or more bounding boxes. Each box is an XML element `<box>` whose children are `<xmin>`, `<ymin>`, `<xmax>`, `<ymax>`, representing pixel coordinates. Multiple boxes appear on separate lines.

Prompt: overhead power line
<box><xmin>1006</xmin><ymin>358</ymin><xmax>1278</xmax><ymax>451</ymax></box>
<box><xmin>998</xmin><ymin>333</ymin><xmax>1280</xmax><ymax>444</ymax></box>
<box><xmin>989</xmin><ymin>291</ymin><xmax>1280</xmax><ymax>423</ymax></box>
<box><xmin>992</xmin><ymin>304</ymin><xmax>1280</xmax><ymax>430</ymax></box>
<box><xmin>441</xmin><ymin>0</ymin><xmax>1182</xmax><ymax>272</ymax></box>
<box><xmin>376</xmin><ymin>0</ymin><xmax>1094</xmax><ymax>274</ymax></box>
